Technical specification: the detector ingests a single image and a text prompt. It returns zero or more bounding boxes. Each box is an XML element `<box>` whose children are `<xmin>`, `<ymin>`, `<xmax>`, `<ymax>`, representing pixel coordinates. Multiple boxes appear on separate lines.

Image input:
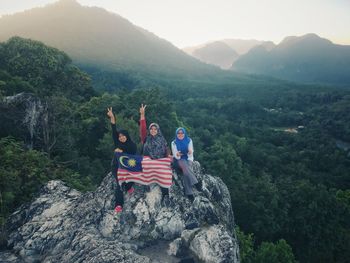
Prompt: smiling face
<box><xmin>177</xmin><ymin>129</ymin><xmax>185</xmax><ymax>140</ymax></box>
<box><xmin>118</xmin><ymin>133</ymin><xmax>127</xmax><ymax>143</ymax></box>
<box><xmin>150</xmin><ymin>126</ymin><xmax>158</xmax><ymax>136</ymax></box>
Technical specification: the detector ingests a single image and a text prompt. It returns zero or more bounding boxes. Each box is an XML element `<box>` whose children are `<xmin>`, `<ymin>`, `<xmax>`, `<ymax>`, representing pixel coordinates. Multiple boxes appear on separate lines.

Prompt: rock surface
<box><xmin>0</xmin><ymin>162</ymin><xmax>240</xmax><ymax>263</ymax></box>
<box><xmin>0</xmin><ymin>93</ymin><xmax>47</xmax><ymax>149</ymax></box>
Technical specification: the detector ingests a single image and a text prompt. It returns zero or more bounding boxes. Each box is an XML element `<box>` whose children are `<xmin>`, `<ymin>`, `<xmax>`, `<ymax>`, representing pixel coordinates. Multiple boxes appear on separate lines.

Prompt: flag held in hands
<box><xmin>114</xmin><ymin>153</ymin><xmax>173</xmax><ymax>188</ymax></box>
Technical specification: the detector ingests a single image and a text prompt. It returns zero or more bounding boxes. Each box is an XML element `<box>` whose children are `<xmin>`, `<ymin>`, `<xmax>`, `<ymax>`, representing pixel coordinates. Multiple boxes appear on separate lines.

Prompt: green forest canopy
<box><xmin>0</xmin><ymin>37</ymin><xmax>349</xmax><ymax>263</ymax></box>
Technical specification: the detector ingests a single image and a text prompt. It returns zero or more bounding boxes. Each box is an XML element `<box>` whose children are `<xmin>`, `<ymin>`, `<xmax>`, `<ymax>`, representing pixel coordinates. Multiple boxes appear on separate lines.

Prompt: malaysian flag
<box><xmin>114</xmin><ymin>153</ymin><xmax>173</xmax><ymax>188</ymax></box>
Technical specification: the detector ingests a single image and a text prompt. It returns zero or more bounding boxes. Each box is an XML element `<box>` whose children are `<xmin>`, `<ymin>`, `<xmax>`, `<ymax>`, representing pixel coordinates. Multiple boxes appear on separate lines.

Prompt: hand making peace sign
<box><xmin>139</xmin><ymin>104</ymin><xmax>147</xmax><ymax>114</ymax></box>
<box><xmin>107</xmin><ymin>107</ymin><xmax>116</xmax><ymax>124</ymax></box>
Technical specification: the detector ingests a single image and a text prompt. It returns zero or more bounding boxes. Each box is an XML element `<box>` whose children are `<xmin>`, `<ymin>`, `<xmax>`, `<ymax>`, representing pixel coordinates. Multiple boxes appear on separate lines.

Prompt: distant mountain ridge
<box><xmin>183</xmin><ymin>39</ymin><xmax>274</xmax><ymax>69</ymax></box>
<box><xmin>1</xmin><ymin>1</ymin><xmax>349</xmax><ymax>85</ymax></box>
<box><xmin>191</xmin><ymin>41</ymin><xmax>239</xmax><ymax>69</ymax></box>
<box><xmin>221</xmin><ymin>39</ymin><xmax>275</xmax><ymax>55</ymax></box>
<box><xmin>0</xmin><ymin>0</ymin><xmax>213</xmax><ymax>75</ymax></box>
<box><xmin>232</xmin><ymin>33</ymin><xmax>350</xmax><ymax>85</ymax></box>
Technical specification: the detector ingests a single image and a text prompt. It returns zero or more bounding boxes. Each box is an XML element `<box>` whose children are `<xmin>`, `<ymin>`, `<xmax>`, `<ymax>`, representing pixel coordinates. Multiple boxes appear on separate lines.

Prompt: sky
<box><xmin>1</xmin><ymin>0</ymin><xmax>350</xmax><ymax>48</ymax></box>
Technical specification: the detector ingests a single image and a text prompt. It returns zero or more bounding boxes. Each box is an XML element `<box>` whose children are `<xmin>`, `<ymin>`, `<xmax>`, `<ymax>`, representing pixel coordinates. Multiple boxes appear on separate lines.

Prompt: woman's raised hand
<box><xmin>140</xmin><ymin>104</ymin><xmax>147</xmax><ymax>119</ymax></box>
<box><xmin>107</xmin><ymin>107</ymin><xmax>113</xmax><ymax>118</ymax></box>
<box><xmin>139</xmin><ymin>104</ymin><xmax>147</xmax><ymax>114</ymax></box>
<box><xmin>107</xmin><ymin>107</ymin><xmax>116</xmax><ymax>124</ymax></box>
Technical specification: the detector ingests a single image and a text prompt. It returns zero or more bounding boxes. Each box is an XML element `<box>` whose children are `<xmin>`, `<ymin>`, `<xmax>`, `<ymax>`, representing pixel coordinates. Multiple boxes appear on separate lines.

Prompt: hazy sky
<box><xmin>1</xmin><ymin>0</ymin><xmax>350</xmax><ymax>48</ymax></box>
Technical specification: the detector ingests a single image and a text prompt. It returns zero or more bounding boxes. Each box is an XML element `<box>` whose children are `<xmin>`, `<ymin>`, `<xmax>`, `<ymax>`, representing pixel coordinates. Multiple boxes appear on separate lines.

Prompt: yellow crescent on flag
<box><xmin>119</xmin><ymin>155</ymin><xmax>137</xmax><ymax>168</ymax></box>
<box><xmin>119</xmin><ymin>155</ymin><xmax>130</xmax><ymax>168</ymax></box>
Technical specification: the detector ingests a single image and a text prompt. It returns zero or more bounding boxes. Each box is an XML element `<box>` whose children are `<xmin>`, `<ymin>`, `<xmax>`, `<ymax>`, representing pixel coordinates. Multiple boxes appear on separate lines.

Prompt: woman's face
<box><xmin>119</xmin><ymin>134</ymin><xmax>127</xmax><ymax>143</ymax></box>
<box><xmin>177</xmin><ymin>129</ymin><xmax>185</xmax><ymax>140</ymax></box>
<box><xmin>150</xmin><ymin>126</ymin><xmax>158</xmax><ymax>136</ymax></box>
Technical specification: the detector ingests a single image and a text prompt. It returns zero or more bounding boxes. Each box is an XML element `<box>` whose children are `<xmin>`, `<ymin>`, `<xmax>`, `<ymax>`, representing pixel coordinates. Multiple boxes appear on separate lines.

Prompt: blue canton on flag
<box><xmin>115</xmin><ymin>153</ymin><xmax>142</xmax><ymax>172</ymax></box>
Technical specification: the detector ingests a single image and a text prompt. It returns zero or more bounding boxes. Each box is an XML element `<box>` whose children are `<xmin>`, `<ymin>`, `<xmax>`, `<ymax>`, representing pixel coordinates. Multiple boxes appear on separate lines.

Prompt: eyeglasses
<box><xmin>177</xmin><ymin>132</ymin><xmax>184</xmax><ymax>135</ymax></box>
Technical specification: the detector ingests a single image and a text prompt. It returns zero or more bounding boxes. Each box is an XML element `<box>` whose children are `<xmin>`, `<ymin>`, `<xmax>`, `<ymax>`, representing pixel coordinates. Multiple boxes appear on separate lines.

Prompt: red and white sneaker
<box><xmin>114</xmin><ymin>205</ymin><xmax>123</xmax><ymax>213</ymax></box>
<box><xmin>127</xmin><ymin>187</ymin><xmax>135</xmax><ymax>195</ymax></box>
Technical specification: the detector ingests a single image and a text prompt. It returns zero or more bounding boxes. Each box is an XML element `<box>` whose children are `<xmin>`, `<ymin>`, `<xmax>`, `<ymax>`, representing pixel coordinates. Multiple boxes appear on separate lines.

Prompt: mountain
<box><xmin>221</xmin><ymin>39</ymin><xmax>275</xmax><ymax>55</ymax></box>
<box><xmin>183</xmin><ymin>39</ymin><xmax>275</xmax><ymax>70</ymax></box>
<box><xmin>184</xmin><ymin>39</ymin><xmax>273</xmax><ymax>56</ymax></box>
<box><xmin>191</xmin><ymin>41</ymin><xmax>239</xmax><ymax>69</ymax></box>
<box><xmin>0</xmin><ymin>0</ymin><xmax>214</xmax><ymax>76</ymax></box>
<box><xmin>232</xmin><ymin>33</ymin><xmax>350</xmax><ymax>85</ymax></box>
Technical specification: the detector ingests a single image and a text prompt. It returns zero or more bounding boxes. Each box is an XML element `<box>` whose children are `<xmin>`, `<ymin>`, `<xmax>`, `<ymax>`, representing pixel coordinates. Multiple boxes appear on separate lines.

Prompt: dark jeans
<box><xmin>115</xmin><ymin>181</ymin><xmax>134</xmax><ymax>207</ymax></box>
<box><xmin>112</xmin><ymin>154</ymin><xmax>134</xmax><ymax>207</ymax></box>
<box><xmin>161</xmin><ymin>187</ymin><xmax>169</xmax><ymax>196</ymax></box>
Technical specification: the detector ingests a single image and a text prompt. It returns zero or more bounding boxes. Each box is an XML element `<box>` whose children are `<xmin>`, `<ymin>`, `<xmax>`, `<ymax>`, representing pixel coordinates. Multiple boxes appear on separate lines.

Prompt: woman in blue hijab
<box><xmin>171</xmin><ymin>127</ymin><xmax>199</xmax><ymax>201</ymax></box>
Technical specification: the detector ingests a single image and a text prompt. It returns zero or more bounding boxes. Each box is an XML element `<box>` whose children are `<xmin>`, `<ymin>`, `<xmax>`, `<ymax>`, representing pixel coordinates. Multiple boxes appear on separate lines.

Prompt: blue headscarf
<box><xmin>174</xmin><ymin>127</ymin><xmax>191</xmax><ymax>159</ymax></box>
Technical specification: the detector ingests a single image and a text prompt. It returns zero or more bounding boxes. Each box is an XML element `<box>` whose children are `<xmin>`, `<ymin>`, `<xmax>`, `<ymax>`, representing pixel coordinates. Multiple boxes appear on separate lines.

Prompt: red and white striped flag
<box><xmin>115</xmin><ymin>153</ymin><xmax>173</xmax><ymax>188</ymax></box>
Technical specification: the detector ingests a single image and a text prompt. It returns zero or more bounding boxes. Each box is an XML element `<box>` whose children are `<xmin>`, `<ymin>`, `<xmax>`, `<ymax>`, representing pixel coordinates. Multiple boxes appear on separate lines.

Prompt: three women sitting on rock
<box><xmin>107</xmin><ymin>104</ymin><xmax>200</xmax><ymax>212</ymax></box>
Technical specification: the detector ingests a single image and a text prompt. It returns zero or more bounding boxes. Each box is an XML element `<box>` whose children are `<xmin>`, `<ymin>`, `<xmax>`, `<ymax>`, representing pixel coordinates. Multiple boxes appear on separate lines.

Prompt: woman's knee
<box><xmin>179</xmin><ymin>161</ymin><xmax>191</xmax><ymax>174</ymax></box>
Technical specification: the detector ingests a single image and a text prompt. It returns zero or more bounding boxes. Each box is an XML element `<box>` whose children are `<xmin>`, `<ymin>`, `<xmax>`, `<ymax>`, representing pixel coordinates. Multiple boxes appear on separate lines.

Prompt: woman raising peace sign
<box><xmin>107</xmin><ymin>107</ymin><xmax>137</xmax><ymax>213</ymax></box>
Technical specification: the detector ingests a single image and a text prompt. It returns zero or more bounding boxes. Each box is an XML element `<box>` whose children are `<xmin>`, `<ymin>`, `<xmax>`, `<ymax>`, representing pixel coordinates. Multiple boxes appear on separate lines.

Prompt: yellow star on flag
<box><xmin>128</xmin><ymin>158</ymin><xmax>137</xmax><ymax>167</ymax></box>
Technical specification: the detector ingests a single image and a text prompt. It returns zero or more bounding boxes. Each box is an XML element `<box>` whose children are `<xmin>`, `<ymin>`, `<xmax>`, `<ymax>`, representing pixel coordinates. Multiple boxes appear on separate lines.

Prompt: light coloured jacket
<box><xmin>171</xmin><ymin>139</ymin><xmax>194</xmax><ymax>161</ymax></box>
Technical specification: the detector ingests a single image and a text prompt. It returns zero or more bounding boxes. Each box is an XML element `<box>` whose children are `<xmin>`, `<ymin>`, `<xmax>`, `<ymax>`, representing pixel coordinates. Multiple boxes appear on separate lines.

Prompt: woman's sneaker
<box><xmin>161</xmin><ymin>195</ymin><xmax>171</xmax><ymax>207</ymax></box>
<box><xmin>127</xmin><ymin>187</ymin><xmax>135</xmax><ymax>195</ymax></box>
<box><xmin>187</xmin><ymin>194</ymin><xmax>195</xmax><ymax>202</ymax></box>
<box><xmin>114</xmin><ymin>205</ymin><xmax>123</xmax><ymax>213</ymax></box>
<box><xmin>194</xmin><ymin>181</ymin><xmax>202</xmax><ymax>191</ymax></box>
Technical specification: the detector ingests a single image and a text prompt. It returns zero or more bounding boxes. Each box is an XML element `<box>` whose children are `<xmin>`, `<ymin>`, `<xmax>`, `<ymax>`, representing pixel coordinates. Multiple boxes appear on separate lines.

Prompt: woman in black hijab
<box><xmin>107</xmin><ymin>107</ymin><xmax>137</xmax><ymax>213</ymax></box>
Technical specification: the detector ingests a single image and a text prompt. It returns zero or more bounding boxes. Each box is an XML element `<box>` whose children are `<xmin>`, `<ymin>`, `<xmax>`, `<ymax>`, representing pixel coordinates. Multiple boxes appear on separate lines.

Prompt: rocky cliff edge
<box><xmin>0</xmin><ymin>162</ymin><xmax>239</xmax><ymax>263</ymax></box>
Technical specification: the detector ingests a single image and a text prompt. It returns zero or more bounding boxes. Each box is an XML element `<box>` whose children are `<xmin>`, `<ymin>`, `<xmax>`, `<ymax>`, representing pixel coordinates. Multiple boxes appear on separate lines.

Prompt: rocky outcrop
<box><xmin>0</xmin><ymin>162</ymin><xmax>239</xmax><ymax>263</ymax></box>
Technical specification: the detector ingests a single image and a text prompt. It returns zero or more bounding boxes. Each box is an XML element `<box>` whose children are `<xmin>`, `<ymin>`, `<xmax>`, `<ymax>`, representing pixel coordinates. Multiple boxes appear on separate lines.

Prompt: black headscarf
<box><xmin>115</xmin><ymin>129</ymin><xmax>137</xmax><ymax>155</ymax></box>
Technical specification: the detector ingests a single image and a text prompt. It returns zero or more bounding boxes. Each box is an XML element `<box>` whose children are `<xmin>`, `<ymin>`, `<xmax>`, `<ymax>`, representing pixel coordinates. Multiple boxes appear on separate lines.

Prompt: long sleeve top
<box><xmin>140</xmin><ymin>118</ymin><xmax>147</xmax><ymax>145</ymax></box>
<box><xmin>139</xmin><ymin>117</ymin><xmax>170</xmax><ymax>158</ymax></box>
<box><xmin>111</xmin><ymin>123</ymin><xmax>137</xmax><ymax>154</ymax></box>
<box><xmin>111</xmin><ymin>123</ymin><xmax>120</xmax><ymax>148</ymax></box>
<box><xmin>171</xmin><ymin>139</ymin><xmax>194</xmax><ymax>161</ymax></box>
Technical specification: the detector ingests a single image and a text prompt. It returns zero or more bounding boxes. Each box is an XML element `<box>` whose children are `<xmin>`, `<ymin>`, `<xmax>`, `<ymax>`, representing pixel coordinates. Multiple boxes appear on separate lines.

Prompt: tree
<box><xmin>254</xmin><ymin>239</ymin><xmax>297</xmax><ymax>263</ymax></box>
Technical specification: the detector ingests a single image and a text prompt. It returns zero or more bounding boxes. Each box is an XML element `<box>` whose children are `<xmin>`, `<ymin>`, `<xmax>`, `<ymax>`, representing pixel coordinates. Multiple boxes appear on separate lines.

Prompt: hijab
<box><xmin>143</xmin><ymin>123</ymin><xmax>168</xmax><ymax>159</ymax></box>
<box><xmin>174</xmin><ymin>127</ymin><xmax>191</xmax><ymax>160</ymax></box>
<box><xmin>115</xmin><ymin>129</ymin><xmax>137</xmax><ymax>155</ymax></box>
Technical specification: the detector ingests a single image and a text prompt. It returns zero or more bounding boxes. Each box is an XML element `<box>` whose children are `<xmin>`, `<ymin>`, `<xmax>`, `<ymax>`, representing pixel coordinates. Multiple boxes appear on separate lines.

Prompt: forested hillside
<box><xmin>232</xmin><ymin>33</ymin><xmax>350</xmax><ymax>85</ymax></box>
<box><xmin>0</xmin><ymin>0</ymin><xmax>215</xmax><ymax>77</ymax></box>
<box><xmin>1</xmin><ymin>37</ymin><xmax>349</xmax><ymax>263</ymax></box>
